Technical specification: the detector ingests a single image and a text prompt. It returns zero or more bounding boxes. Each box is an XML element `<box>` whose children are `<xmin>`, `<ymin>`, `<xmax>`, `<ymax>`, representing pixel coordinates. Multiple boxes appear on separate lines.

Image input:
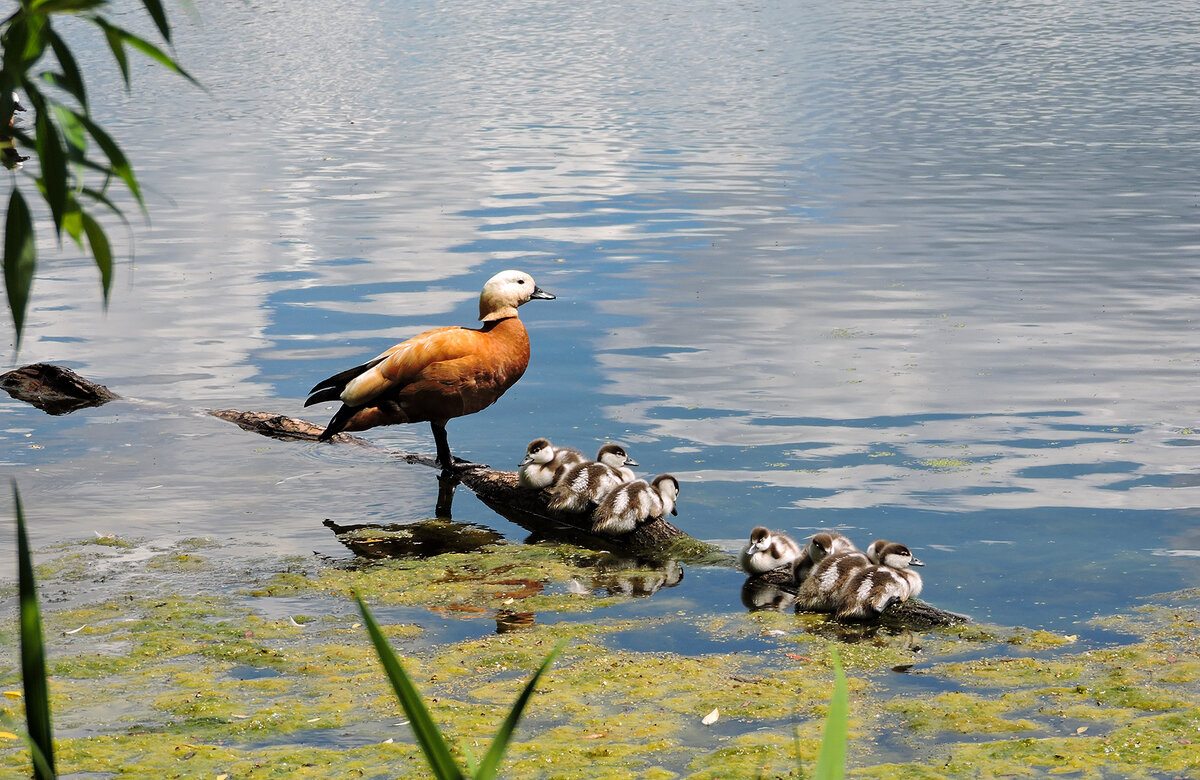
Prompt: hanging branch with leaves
<box><xmin>1</xmin><ymin>0</ymin><xmax>198</xmax><ymax>350</ymax></box>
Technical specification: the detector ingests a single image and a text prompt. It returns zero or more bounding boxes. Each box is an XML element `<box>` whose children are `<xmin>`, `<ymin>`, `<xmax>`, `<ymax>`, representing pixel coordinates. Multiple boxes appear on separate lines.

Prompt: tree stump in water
<box><xmin>1</xmin><ymin>363</ymin><xmax>118</xmax><ymax>415</ymax></box>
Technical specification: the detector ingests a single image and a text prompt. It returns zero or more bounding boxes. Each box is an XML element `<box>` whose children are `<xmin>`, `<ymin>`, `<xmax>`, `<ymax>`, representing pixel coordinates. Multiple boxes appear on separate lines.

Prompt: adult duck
<box><xmin>305</xmin><ymin>270</ymin><xmax>554</xmax><ymax>467</ymax></box>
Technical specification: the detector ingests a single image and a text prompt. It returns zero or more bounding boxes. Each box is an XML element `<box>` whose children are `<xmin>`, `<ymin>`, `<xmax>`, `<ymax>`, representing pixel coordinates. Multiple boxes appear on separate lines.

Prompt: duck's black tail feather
<box><xmin>305</xmin><ymin>357</ymin><xmax>385</xmax><ymax>402</ymax></box>
<box><xmin>318</xmin><ymin>404</ymin><xmax>359</xmax><ymax>441</ymax></box>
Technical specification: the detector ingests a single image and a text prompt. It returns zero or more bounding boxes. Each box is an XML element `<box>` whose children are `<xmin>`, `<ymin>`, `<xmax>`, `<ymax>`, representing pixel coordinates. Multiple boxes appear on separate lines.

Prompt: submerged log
<box><xmin>1</xmin><ymin>363</ymin><xmax>118</xmax><ymax>415</ymax></box>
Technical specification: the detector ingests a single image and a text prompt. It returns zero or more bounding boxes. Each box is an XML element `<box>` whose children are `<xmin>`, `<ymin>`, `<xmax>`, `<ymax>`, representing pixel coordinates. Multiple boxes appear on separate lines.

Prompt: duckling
<box><xmin>794</xmin><ymin>549</ymin><xmax>871</xmax><ymax>613</ymax></box>
<box><xmin>739</xmin><ymin>527</ymin><xmax>803</xmax><ymax>575</ymax></box>
<box><xmin>517</xmin><ymin>438</ymin><xmax>584</xmax><ymax>489</ymax></box>
<box><xmin>832</xmin><ymin>540</ymin><xmax>925</xmax><ymax>620</ymax></box>
<box><xmin>590</xmin><ymin>474</ymin><xmax>680</xmax><ymax>536</ymax></box>
<box><xmin>545</xmin><ymin>444</ymin><xmax>638</xmax><ymax>513</ymax></box>
<box><xmin>791</xmin><ymin>531</ymin><xmax>858</xmax><ymax>583</ymax></box>
<box><xmin>305</xmin><ymin>270</ymin><xmax>555</xmax><ymax>468</ymax></box>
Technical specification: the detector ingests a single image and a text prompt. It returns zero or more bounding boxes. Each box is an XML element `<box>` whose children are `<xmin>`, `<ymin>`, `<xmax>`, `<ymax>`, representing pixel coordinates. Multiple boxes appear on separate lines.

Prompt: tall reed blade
<box><xmin>13</xmin><ymin>482</ymin><xmax>57</xmax><ymax>779</ymax></box>
<box><xmin>354</xmin><ymin>593</ymin><xmax>464</xmax><ymax>780</ymax></box>
<box><xmin>813</xmin><ymin>647</ymin><xmax>848</xmax><ymax>780</ymax></box>
<box><xmin>474</xmin><ymin>639</ymin><xmax>565</xmax><ymax>779</ymax></box>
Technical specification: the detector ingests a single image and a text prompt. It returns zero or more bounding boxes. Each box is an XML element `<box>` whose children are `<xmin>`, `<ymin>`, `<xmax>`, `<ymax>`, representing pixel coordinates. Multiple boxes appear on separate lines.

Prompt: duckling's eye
<box><xmin>517</xmin><ymin>279</ymin><xmax>526</xmax><ymax>284</ymax></box>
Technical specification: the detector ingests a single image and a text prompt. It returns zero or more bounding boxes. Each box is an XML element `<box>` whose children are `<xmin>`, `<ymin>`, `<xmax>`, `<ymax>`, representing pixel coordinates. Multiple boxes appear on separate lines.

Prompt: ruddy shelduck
<box><xmin>305</xmin><ymin>270</ymin><xmax>554</xmax><ymax>467</ymax></box>
<box><xmin>791</xmin><ymin>531</ymin><xmax>858</xmax><ymax>583</ymax></box>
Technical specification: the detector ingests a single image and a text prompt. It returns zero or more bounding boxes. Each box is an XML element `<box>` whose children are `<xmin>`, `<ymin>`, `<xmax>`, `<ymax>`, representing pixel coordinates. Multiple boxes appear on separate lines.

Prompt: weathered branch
<box><xmin>1</xmin><ymin>363</ymin><xmax>117</xmax><ymax>414</ymax></box>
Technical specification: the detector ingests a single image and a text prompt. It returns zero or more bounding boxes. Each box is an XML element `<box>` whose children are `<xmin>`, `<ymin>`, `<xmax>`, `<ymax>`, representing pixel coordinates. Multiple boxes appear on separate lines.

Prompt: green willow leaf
<box><xmin>355</xmin><ymin>594</ymin><xmax>464</xmax><ymax>780</ymax></box>
<box><xmin>61</xmin><ymin>207</ymin><xmax>84</xmax><ymax>248</ymax></box>
<box><xmin>69</xmin><ymin>111</ymin><xmax>143</xmax><ymax>210</ymax></box>
<box><xmin>4</xmin><ymin>190</ymin><xmax>36</xmax><ymax>347</ymax></box>
<box><xmin>80</xmin><ymin>186</ymin><xmax>131</xmax><ymax>226</ymax></box>
<box><xmin>31</xmin><ymin>0</ymin><xmax>107</xmax><ymax>12</ymax></box>
<box><xmin>138</xmin><ymin>0</ymin><xmax>171</xmax><ymax>43</ymax></box>
<box><xmin>52</xmin><ymin>104</ymin><xmax>86</xmax><ymax>157</ymax></box>
<box><xmin>32</xmin><ymin>100</ymin><xmax>69</xmax><ymax>233</ymax></box>
<box><xmin>14</xmin><ymin>482</ymin><xmax>58</xmax><ymax>780</ymax></box>
<box><xmin>80</xmin><ymin>212</ymin><xmax>112</xmax><ymax>304</ymax></box>
<box><xmin>475</xmin><ymin>640</ymin><xmax>565</xmax><ymax>780</ymax></box>
<box><xmin>46</xmin><ymin>28</ymin><xmax>88</xmax><ymax>109</ymax></box>
<box><xmin>813</xmin><ymin>648</ymin><xmax>849</xmax><ymax>780</ymax></box>
<box><xmin>98</xmin><ymin>22</ymin><xmax>200</xmax><ymax>88</ymax></box>
<box><xmin>98</xmin><ymin>22</ymin><xmax>130</xmax><ymax>88</ymax></box>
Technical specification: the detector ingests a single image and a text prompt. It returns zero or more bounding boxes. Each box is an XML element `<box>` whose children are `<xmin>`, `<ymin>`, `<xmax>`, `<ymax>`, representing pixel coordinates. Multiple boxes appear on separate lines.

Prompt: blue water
<box><xmin>2</xmin><ymin>0</ymin><xmax>1200</xmax><ymax>641</ymax></box>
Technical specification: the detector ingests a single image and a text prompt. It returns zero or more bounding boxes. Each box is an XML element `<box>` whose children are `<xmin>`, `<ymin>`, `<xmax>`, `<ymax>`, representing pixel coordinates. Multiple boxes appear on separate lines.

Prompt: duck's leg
<box><xmin>431</xmin><ymin>421</ymin><xmax>453</xmax><ymax>469</ymax></box>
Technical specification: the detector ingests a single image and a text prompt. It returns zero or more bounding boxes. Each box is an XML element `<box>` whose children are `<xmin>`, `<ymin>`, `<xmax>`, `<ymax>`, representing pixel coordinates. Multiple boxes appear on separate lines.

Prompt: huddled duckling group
<box><xmin>518</xmin><ymin>438</ymin><xmax>680</xmax><ymax>537</ymax></box>
<box><xmin>739</xmin><ymin>527</ymin><xmax>924</xmax><ymax>621</ymax></box>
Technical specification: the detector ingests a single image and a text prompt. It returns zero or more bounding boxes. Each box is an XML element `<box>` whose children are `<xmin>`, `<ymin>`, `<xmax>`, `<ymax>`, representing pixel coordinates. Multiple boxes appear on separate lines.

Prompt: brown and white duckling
<box><xmin>739</xmin><ymin>527</ymin><xmax>803</xmax><ymax>575</ymax></box>
<box><xmin>545</xmin><ymin>444</ymin><xmax>638</xmax><ymax>512</ymax></box>
<box><xmin>832</xmin><ymin>540</ymin><xmax>925</xmax><ymax>620</ymax></box>
<box><xmin>794</xmin><ymin>548</ymin><xmax>872</xmax><ymax>613</ymax></box>
<box><xmin>517</xmin><ymin>438</ymin><xmax>585</xmax><ymax>489</ymax></box>
<box><xmin>791</xmin><ymin>531</ymin><xmax>858</xmax><ymax>583</ymax></box>
<box><xmin>590</xmin><ymin>474</ymin><xmax>680</xmax><ymax>536</ymax></box>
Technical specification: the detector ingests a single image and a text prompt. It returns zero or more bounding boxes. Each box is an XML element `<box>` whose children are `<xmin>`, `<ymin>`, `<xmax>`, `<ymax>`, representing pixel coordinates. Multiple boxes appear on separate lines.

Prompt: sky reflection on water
<box><xmin>2</xmin><ymin>0</ymin><xmax>1200</xmax><ymax>634</ymax></box>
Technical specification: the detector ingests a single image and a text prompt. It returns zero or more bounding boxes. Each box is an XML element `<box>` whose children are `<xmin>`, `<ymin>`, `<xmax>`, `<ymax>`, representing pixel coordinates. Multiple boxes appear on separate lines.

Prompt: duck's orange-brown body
<box><xmin>333</xmin><ymin>318</ymin><xmax>530</xmax><ymax>431</ymax></box>
<box><xmin>305</xmin><ymin>269</ymin><xmax>554</xmax><ymax>467</ymax></box>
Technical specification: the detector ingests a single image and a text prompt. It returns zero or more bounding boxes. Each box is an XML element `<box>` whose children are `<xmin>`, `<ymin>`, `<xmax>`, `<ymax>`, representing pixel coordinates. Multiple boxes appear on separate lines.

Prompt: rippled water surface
<box><xmin>4</xmin><ymin>0</ymin><xmax>1200</xmax><ymax>637</ymax></box>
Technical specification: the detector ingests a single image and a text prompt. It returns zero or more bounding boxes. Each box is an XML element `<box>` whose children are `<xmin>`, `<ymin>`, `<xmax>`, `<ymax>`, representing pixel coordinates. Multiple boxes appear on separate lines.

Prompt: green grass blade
<box><xmin>813</xmin><ymin>648</ymin><xmax>848</xmax><ymax>780</ymax></box>
<box><xmin>475</xmin><ymin>640</ymin><xmax>565</xmax><ymax>780</ymax></box>
<box><xmin>14</xmin><ymin>482</ymin><xmax>57</xmax><ymax>779</ymax></box>
<box><xmin>354</xmin><ymin>593</ymin><xmax>464</xmax><ymax>780</ymax></box>
<box><xmin>4</xmin><ymin>189</ymin><xmax>37</xmax><ymax>350</ymax></box>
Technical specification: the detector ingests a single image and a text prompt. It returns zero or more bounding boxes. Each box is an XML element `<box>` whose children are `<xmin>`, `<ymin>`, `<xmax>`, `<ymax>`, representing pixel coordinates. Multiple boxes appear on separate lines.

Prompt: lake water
<box><xmin>3</xmin><ymin>0</ymin><xmax>1200</xmax><ymax>640</ymax></box>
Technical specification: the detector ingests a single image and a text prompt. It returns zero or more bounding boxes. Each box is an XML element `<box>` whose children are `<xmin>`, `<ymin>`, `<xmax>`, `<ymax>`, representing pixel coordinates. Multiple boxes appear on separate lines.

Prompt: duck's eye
<box><xmin>517</xmin><ymin>279</ymin><xmax>526</xmax><ymax>284</ymax></box>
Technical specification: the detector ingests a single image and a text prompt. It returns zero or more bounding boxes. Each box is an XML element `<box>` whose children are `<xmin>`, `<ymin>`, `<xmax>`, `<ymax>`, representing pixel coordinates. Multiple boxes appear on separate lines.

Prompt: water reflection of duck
<box><xmin>305</xmin><ymin>270</ymin><xmax>554</xmax><ymax>467</ymax></box>
<box><xmin>2</xmin><ymin>92</ymin><xmax>28</xmax><ymax>168</ymax></box>
<box><xmin>590</xmin><ymin>473</ymin><xmax>680</xmax><ymax>535</ymax></box>
<box><xmin>517</xmin><ymin>437</ymin><xmax>584</xmax><ymax>489</ymax></box>
<box><xmin>738</xmin><ymin>527</ymin><xmax>802</xmax><ymax>575</ymax></box>
<box><xmin>546</xmin><ymin>444</ymin><xmax>639</xmax><ymax>513</ymax></box>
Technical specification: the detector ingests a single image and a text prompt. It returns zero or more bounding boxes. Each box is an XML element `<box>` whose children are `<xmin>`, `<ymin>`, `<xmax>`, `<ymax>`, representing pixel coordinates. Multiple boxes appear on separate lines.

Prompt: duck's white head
<box><xmin>520</xmin><ymin>438</ymin><xmax>554</xmax><ymax>467</ymax></box>
<box><xmin>479</xmin><ymin>270</ymin><xmax>555</xmax><ymax>322</ymax></box>
<box><xmin>652</xmin><ymin>474</ymin><xmax>680</xmax><ymax>516</ymax></box>
<box><xmin>596</xmin><ymin>443</ymin><xmax>637</xmax><ymax>470</ymax></box>
<box><xmin>867</xmin><ymin>539</ymin><xmax>923</xmax><ymax>570</ymax></box>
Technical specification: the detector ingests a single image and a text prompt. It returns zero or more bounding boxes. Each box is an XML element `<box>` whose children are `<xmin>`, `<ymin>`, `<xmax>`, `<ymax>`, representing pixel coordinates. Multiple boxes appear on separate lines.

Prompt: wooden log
<box><xmin>207</xmin><ymin>408</ymin><xmax>971</xmax><ymax>624</ymax></box>
<box><xmin>207</xmin><ymin>409</ymin><xmax>723</xmax><ymax>563</ymax></box>
<box><xmin>1</xmin><ymin>362</ymin><xmax>118</xmax><ymax>415</ymax></box>
<box><xmin>746</xmin><ymin>563</ymin><xmax>970</xmax><ymax>627</ymax></box>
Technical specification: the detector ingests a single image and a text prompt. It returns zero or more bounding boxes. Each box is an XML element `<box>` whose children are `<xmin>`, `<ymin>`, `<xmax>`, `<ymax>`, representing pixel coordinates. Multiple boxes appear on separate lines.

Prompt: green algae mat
<box><xmin>2</xmin><ymin>534</ymin><xmax>1199</xmax><ymax>779</ymax></box>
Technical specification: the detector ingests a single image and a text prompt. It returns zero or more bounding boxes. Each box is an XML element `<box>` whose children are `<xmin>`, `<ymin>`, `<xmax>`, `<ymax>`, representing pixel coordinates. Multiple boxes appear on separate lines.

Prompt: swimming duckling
<box><xmin>590</xmin><ymin>474</ymin><xmax>680</xmax><ymax>536</ymax></box>
<box><xmin>517</xmin><ymin>438</ymin><xmax>585</xmax><ymax>489</ymax></box>
<box><xmin>739</xmin><ymin>527</ymin><xmax>803</xmax><ymax>575</ymax></box>
<box><xmin>832</xmin><ymin>540</ymin><xmax>925</xmax><ymax>620</ymax></box>
<box><xmin>545</xmin><ymin>444</ymin><xmax>638</xmax><ymax>513</ymax></box>
<box><xmin>794</xmin><ymin>548</ymin><xmax>871</xmax><ymax>613</ymax></box>
<box><xmin>791</xmin><ymin>531</ymin><xmax>858</xmax><ymax>583</ymax></box>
